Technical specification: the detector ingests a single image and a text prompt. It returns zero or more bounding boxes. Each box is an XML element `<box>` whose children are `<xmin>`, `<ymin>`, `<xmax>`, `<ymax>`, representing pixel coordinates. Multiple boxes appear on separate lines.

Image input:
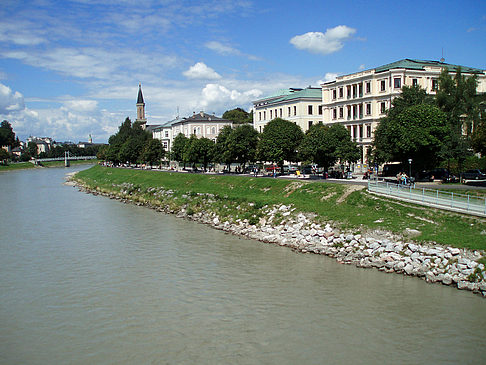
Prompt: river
<box><xmin>0</xmin><ymin>166</ymin><xmax>485</xmax><ymax>364</ymax></box>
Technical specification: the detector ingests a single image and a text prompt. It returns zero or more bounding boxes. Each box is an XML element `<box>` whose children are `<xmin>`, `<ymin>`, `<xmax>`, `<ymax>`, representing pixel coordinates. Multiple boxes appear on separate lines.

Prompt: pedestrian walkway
<box><xmin>367</xmin><ymin>179</ymin><xmax>486</xmax><ymax>217</ymax></box>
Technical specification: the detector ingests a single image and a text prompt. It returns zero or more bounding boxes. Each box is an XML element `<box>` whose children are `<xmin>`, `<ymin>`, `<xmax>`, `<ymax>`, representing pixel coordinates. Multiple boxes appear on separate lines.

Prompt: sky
<box><xmin>0</xmin><ymin>0</ymin><xmax>485</xmax><ymax>143</ymax></box>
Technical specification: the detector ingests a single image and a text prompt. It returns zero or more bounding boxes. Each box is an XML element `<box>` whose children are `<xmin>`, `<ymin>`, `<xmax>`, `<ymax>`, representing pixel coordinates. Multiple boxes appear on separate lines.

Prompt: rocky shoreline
<box><xmin>71</xmin><ymin>178</ymin><xmax>486</xmax><ymax>297</ymax></box>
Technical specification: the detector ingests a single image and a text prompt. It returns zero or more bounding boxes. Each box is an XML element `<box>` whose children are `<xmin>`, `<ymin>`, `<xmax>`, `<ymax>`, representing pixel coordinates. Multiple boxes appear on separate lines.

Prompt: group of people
<box><xmin>396</xmin><ymin>172</ymin><xmax>410</xmax><ymax>185</ymax></box>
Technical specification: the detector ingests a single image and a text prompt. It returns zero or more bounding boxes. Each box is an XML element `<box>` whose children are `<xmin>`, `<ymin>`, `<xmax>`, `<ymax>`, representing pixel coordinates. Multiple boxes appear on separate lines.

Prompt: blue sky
<box><xmin>0</xmin><ymin>0</ymin><xmax>485</xmax><ymax>143</ymax></box>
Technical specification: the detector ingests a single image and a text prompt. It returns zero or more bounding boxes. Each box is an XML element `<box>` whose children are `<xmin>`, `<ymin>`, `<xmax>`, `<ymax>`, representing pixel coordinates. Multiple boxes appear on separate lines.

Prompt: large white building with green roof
<box><xmin>321</xmin><ymin>59</ymin><xmax>486</xmax><ymax>164</ymax></box>
<box><xmin>252</xmin><ymin>87</ymin><xmax>323</xmax><ymax>133</ymax></box>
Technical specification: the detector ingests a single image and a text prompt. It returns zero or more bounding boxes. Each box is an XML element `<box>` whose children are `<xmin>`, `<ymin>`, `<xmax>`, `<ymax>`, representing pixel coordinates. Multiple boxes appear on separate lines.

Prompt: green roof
<box><xmin>375</xmin><ymin>59</ymin><xmax>484</xmax><ymax>74</ymax></box>
<box><xmin>255</xmin><ymin>87</ymin><xmax>321</xmax><ymax>104</ymax></box>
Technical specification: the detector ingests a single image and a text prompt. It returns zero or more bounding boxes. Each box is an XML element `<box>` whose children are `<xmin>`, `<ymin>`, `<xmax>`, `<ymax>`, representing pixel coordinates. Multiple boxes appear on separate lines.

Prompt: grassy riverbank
<box><xmin>0</xmin><ymin>159</ymin><xmax>97</xmax><ymax>171</ymax></box>
<box><xmin>75</xmin><ymin>165</ymin><xmax>486</xmax><ymax>251</ymax></box>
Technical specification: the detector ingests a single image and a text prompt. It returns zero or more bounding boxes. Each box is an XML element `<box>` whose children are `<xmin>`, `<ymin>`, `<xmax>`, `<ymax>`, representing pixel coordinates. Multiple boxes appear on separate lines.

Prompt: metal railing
<box><xmin>367</xmin><ymin>179</ymin><xmax>486</xmax><ymax>216</ymax></box>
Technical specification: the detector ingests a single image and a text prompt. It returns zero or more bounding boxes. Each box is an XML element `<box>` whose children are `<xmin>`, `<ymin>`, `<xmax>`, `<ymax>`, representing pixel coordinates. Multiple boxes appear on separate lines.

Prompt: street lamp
<box><xmin>408</xmin><ymin>158</ymin><xmax>412</xmax><ymax>178</ymax></box>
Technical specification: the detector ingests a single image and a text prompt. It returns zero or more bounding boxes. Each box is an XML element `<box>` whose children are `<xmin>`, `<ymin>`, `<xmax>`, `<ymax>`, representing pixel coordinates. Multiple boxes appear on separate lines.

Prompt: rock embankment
<box><xmin>73</xmin><ymin>180</ymin><xmax>486</xmax><ymax>297</ymax></box>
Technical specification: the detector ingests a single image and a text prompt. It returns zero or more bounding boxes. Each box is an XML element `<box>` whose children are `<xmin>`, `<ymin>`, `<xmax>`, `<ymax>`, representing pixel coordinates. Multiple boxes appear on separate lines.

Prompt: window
<box><xmin>359</xmin><ymin>125</ymin><xmax>363</xmax><ymax>139</ymax></box>
<box><xmin>308</xmin><ymin>121</ymin><xmax>313</xmax><ymax>129</ymax></box>
<box><xmin>279</xmin><ymin>108</ymin><xmax>282</xmax><ymax>117</ymax></box>
<box><xmin>270</xmin><ymin>110</ymin><xmax>272</xmax><ymax>119</ymax></box>
<box><xmin>259</xmin><ymin>112</ymin><xmax>261</xmax><ymax>121</ymax></box>
<box><xmin>293</xmin><ymin>106</ymin><xmax>297</xmax><ymax>116</ymax></box>
<box><xmin>339</xmin><ymin>87</ymin><xmax>343</xmax><ymax>98</ymax></box>
<box><xmin>380</xmin><ymin>80</ymin><xmax>386</xmax><ymax>91</ymax></box>
<box><xmin>365</xmin><ymin>82</ymin><xmax>371</xmax><ymax>93</ymax></box>
<box><xmin>212</xmin><ymin>127</ymin><xmax>216</xmax><ymax>134</ymax></box>
<box><xmin>163</xmin><ymin>141</ymin><xmax>168</xmax><ymax>149</ymax></box>
<box><xmin>318</xmin><ymin>105</ymin><xmax>323</xmax><ymax>115</ymax></box>
<box><xmin>264</xmin><ymin>111</ymin><xmax>266</xmax><ymax>120</ymax></box>
<box><xmin>288</xmin><ymin>107</ymin><xmax>291</xmax><ymax>116</ymax></box>
<box><xmin>164</xmin><ymin>131</ymin><xmax>169</xmax><ymax>138</ymax></box>
<box><xmin>333</xmin><ymin>108</ymin><xmax>337</xmax><ymax>119</ymax></box>
<box><xmin>380</xmin><ymin>101</ymin><xmax>386</xmax><ymax>114</ymax></box>
<box><xmin>366</xmin><ymin>103</ymin><xmax>371</xmax><ymax>115</ymax></box>
<box><xmin>412</xmin><ymin>78</ymin><xmax>418</xmax><ymax>87</ymax></box>
<box><xmin>432</xmin><ymin>79</ymin><xmax>438</xmax><ymax>91</ymax></box>
<box><xmin>367</xmin><ymin>125</ymin><xmax>372</xmax><ymax>138</ymax></box>
<box><xmin>394</xmin><ymin>78</ymin><xmax>401</xmax><ymax>89</ymax></box>
<box><xmin>339</xmin><ymin>107</ymin><xmax>343</xmax><ymax>118</ymax></box>
<box><xmin>332</xmin><ymin>89</ymin><xmax>337</xmax><ymax>99</ymax></box>
<box><xmin>308</xmin><ymin>105</ymin><xmax>313</xmax><ymax>115</ymax></box>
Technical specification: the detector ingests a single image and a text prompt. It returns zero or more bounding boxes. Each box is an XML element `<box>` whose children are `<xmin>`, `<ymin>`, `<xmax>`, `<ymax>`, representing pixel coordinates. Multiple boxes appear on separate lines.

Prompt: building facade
<box><xmin>321</xmin><ymin>59</ymin><xmax>486</xmax><ymax>163</ymax></box>
<box><xmin>252</xmin><ymin>87</ymin><xmax>323</xmax><ymax>133</ymax></box>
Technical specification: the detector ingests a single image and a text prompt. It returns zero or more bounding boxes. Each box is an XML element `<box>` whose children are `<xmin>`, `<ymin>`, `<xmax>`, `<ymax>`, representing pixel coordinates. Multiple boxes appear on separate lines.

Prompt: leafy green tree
<box><xmin>299</xmin><ymin>123</ymin><xmax>359</xmax><ymax>171</ymax></box>
<box><xmin>436</xmin><ymin>67</ymin><xmax>480</xmax><ymax>169</ymax></box>
<box><xmin>105</xmin><ymin>118</ymin><xmax>151</xmax><ymax>164</ymax></box>
<box><xmin>184</xmin><ymin>135</ymin><xmax>215</xmax><ymax>170</ymax></box>
<box><xmin>222</xmin><ymin>108</ymin><xmax>252</xmax><ymax>124</ymax></box>
<box><xmin>141</xmin><ymin>138</ymin><xmax>165</xmax><ymax>167</ymax></box>
<box><xmin>0</xmin><ymin>121</ymin><xmax>19</xmax><ymax>148</ymax></box>
<box><xmin>214</xmin><ymin>125</ymin><xmax>234</xmax><ymax>169</ymax></box>
<box><xmin>227</xmin><ymin>124</ymin><xmax>259</xmax><ymax>169</ymax></box>
<box><xmin>471</xmin><ymin>111</ymin><xmax>486</xmax><ymax>156</ymax></box>
<box><xmin>171</xmin><ymin>133</ymin><xmax>189</xmax><ymax>168</ymax></box>
<box><xmin>0</xmin><ymin>148</ymin><xmax>10</xmax><ymax>164</ymax></box>
<box><xmin>372</xmin><ymin>104</ymin><xmax>448</xmax><ymax>172</ymax></box>
<box><xmin>299</xmin><ymin>123</ymin><xmax>336</xmax><ymax>170</ymax></box>
<box><xmin>258</xmin><ymin>118</ymin><xmax>304</xmax><ymax>171</ymax></box>
<box><xmin>27</xmin><ymin>141</ymin><xmax>38</xmax><ymax>157</ymax></box>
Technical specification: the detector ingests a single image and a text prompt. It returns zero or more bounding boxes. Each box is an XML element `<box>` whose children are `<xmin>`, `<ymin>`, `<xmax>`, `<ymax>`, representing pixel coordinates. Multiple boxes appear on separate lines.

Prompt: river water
<box><xmin>0</xmin><ymin>166</ymin><xmax>485</xmax><ymax>364</ymax></box>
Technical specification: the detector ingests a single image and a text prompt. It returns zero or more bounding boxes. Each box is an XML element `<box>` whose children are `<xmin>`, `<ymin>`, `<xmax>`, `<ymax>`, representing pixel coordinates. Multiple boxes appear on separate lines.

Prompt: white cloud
<box><xmin>62</xmin><ymin>100</ymin><xmax>98</xmax><ymax>112</ymax></box>
<box><xmin>183</xmin><ymin>62</ymin><xmax>222</xmax><ymax>80</ymax></box>
<box><xmin>198</xmin><ymin>83</ymin><xmax>262</xmax><ymax>112</ymax></box>
<box><xmin>0</xmin><ymin>83</ymin><xmax>25</xmax><ymax>113</ymax></box>
<box><xmin>205</xmin><ymin>41</ymin><xmax>261</xmax><ymax>61</ymax></box>
<box><xmin>317</xmin><ymin>73</ymin><xmax>339</xmax><ymax>85</ymax></box>
<box><xmin>290</xmin><ymin>25</ymin><xmax>356</xmax><ymax>55</ymax></box>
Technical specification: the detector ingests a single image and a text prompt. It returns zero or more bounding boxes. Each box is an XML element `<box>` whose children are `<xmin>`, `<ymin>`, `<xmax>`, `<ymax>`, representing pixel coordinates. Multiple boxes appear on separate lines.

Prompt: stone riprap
<box><xmin>73</xmin><ymin>180</ymin><xmax>486</xmax><ymax>297</ymax></box>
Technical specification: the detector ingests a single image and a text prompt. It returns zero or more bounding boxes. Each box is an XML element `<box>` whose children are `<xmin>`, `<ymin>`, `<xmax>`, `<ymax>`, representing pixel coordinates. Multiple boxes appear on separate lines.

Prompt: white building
<box><xmin>151</xmin><ymin>111</ymin><xmax>232</xmax><ymax>152</ymax></box>
<box><xmin>252</xmin><ymin>87</ymin><xmax>323</xmax><ymax>133</ymax></box>
<box><xmin>321</xmin><ymin>59</ymin><xmax>486</xmax><ymax>163</ymax></box>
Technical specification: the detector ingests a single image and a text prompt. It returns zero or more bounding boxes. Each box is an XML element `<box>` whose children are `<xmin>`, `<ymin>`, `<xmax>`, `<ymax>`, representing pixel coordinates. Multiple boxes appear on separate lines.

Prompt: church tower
<box><xmin>136</xmin><ymin>83</ymin><xmax>147</xmax><ymax>128</ymax></box>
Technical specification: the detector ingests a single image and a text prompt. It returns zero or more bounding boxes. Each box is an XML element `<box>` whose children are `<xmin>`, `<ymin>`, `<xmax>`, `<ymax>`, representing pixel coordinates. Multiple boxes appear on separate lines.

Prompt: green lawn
<box><xmin>75</xmin><ymin>165</ymin><xmax>486</xmax><ymax>251</ymax></box>
<box><xmin>0</xmin><ymin>159</ymin><xmax>97</xmax><ymax>171</ymax></box>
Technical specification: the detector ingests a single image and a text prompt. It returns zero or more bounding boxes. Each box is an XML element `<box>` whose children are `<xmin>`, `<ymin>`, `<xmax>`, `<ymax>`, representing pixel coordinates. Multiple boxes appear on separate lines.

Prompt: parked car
<box><xmin>415</xmin><ymin>170</ymin><xmax>434</xmax><ymax>182</ymax></box>
<box><xmin>461</xmin><ymin>169</ymin><xmax>486</xmax><ymax>180</ymax></box>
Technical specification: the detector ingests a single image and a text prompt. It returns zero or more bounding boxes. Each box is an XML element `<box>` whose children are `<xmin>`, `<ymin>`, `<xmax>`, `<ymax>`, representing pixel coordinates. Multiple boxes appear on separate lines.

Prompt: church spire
<box><xmin>136</xmin><ymin>83</ymin><xmax>146</xmax><ymax>126</ymax></box>
<box><xmin>137</xmin><ymin>83</ymin><xmax>144</xmax><ymax>104</ymax></box>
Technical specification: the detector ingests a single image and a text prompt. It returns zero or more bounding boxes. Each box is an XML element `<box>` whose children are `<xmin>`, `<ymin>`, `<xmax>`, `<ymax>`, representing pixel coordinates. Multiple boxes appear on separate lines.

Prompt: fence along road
<box><xmin>367</xmin><ymin>179</ymin><xmax>486</xmax><ymax>217</ymax></box>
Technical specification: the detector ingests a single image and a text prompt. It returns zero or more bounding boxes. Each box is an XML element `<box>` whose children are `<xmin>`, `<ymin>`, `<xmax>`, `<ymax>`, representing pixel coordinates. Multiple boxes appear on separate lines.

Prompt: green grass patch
<box><xmin>75</xmin><ymin>165</ymin><xmax>486</xmax><ymax>251</ymax></box>
<box><xmin>0</xmin><ymin>162</ymin><xmax>36</xmax><ymax>171</ymax></box>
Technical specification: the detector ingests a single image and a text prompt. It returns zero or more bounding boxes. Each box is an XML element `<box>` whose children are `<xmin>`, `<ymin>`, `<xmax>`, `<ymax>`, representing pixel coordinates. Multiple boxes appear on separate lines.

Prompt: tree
<box><xmin>184</xmin><ymin>135</ymin><xmax>215</xmax><ymax>171</ymax></box>
<box><xmin>222</xmin><ymin>108</ymin><xmax>252</xmax><ymax>124</ymax></box>
<box><xmin>328</xmin><ymin>124</ymin><xmax>360</xmax><ymax>167</ymax></box>
<box><xmin>105</xmin><ymin>117</ymin><xmax>151</xmax><ymax>164</ymax></box>
<box><xmin>141</xmin><ymin>138</ymin><xmax>165</xmax><ymax>167</ymax></box>
<box><xmin>27</xmin><ymin>141</ymin><xmax>38</xmax><ymax>157</ymax></box>
<box><xmin>299</xmin><ymin>123</ymin><xmax>360</xmax><ymax>171</ymax></box>
<box><xmin>0</xmin><ymin>148</ymin><xmax>9</xmax><ymax>164</ymax></box>
<box><xmin>299</xmin><ymin>123</ymin><xmax>337</xmax><ymax>170</ymax></box>
<box><xmin>0</xmin><ymin>121</ymin><xmax>18</xmax><ymax>148</ymax></box>
<box><xmin>257</xmin><ymin>118</ymin><xmax>304</xmax><ymax>171</ymax></box>
<box><xmin>171</xmin><ymin>133</ymin><xmax>189</xmax><ymax>167</ymax></box>
<box><xmin>214</xmin><ymin>125</ymin><xmax>234</xmax><ymax>169</ymax></box>
<box><xmin>435</xmin><ymin>67</ymin><xmax>480</xmax><ymax>168</ymax></box>
<box><xmin>372</xmin><ymin>104</ymin><xmax>448</xmax><ymax>172</ymax></box>
<box><xmin>227</xmin><ymin>124</ymin><xmax>259</xmax><ymax>169</ymax></box>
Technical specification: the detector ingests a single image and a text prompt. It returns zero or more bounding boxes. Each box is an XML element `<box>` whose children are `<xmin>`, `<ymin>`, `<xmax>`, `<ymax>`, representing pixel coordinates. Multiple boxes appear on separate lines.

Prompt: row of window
<box><xmin>347</xmin><ymin>124</ymin><xmax>373</xmax><ymax>139</ymax></box>
<box><xmin>331</xmin><ymin>77</ymin><xmax>438</xmax><ymax>100</ymax></box>
<box><xmin>258</xmin><ymin>104</ymin><xmax>323</xmax><ymax>121</ymax></box>
<box><xmin>331</xmin><ymin>101</ymin><xmax>388</xmax><ymax>120</ymax></box>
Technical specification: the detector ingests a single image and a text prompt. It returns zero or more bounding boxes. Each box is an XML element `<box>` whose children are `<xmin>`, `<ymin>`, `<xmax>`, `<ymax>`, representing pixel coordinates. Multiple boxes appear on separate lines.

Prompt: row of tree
<box><xmin>371</xmin><ymin>68</ymin><xmax>486</xmax><ymax>173</ymax></box>
<box><xmin>102</xmin><ymin>115</ymin><xmax>361</xmax><ymax>173</ymax></box>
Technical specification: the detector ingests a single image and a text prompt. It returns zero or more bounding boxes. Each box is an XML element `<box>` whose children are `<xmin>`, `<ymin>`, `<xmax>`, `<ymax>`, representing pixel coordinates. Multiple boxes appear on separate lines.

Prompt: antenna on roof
<box><xmin>440</xmin><ymin>48</ymin><xmax>445</xmax><ymax>63</ymax></box>
<box><xmin>176</xmin><ymin>106</ymin><xmax>179</xmax><ymax>119</ymax></box>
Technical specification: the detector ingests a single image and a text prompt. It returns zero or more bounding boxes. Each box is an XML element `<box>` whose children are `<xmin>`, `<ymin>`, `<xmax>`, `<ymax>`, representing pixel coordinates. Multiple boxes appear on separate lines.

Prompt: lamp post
<box><xmin>408</xmin><ymin>158</ymin><xmax>412</xmax><ymax>178</ymax></box>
